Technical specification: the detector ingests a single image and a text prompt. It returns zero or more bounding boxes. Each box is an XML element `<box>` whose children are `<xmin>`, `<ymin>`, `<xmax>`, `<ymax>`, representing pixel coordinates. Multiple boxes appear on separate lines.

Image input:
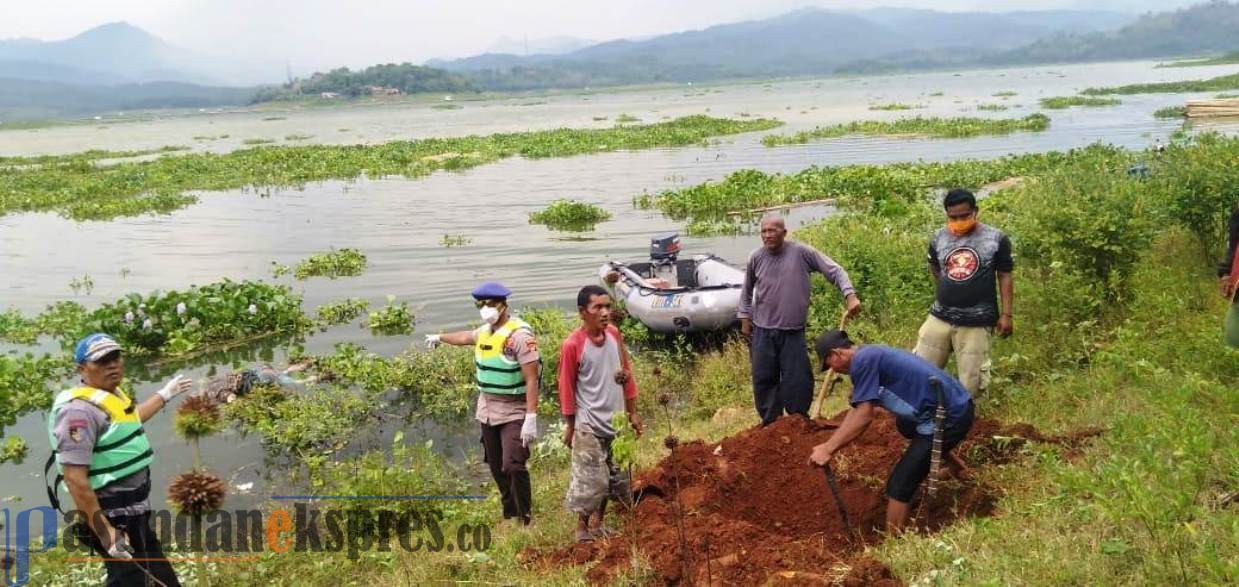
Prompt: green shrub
<box><xmin>1150</xmin><ymin>132</ymin><xmax>1239</xmax><ymax>251</ymax></box>
<box><xmin>224</xmin><ymin>384</ymin><xmax>376</xmax><ymax>455</ymax></box>
<box><xmin>1003</xmin><ymin>172</ymin><xmax>1159</xmax><ymax>302</ymax></box>
<box><xmin>308</xmin><ymin>433</ymin><xmax>476</xmax><ymax>536</ymax></box>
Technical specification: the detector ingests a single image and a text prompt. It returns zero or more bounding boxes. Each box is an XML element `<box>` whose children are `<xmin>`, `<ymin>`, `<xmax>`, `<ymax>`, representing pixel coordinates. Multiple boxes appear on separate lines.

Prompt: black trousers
<box><xmin>750</xmin><ymin>327</ymin><xmax>814</xmax><ymax>425</ymax></box>
<box><xmin>886</xmin><ymin>401</ymin><xmax>976</xmax><ymax>503</ymax></box>
<box><xmin>81</xmin><ymin>511</ymin><xmax>180</xmax><ymax>587</ymax></box>
<box><xmin>480</xmin><ymin>419</ymin><xmax>532</xmax><ymax>522</ymax></box>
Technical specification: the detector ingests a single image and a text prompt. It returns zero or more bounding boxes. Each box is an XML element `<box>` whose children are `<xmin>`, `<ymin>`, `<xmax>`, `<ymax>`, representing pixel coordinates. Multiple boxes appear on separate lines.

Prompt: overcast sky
<box><xmin>0</xmin><ymin>0</ymin><xmax>1204</xmax><ymax>70</ymax></box>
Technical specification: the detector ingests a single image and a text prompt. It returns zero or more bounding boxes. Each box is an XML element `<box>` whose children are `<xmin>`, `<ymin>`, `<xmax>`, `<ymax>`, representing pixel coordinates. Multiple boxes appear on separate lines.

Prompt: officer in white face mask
<box><xmin>424</xmin><ymin>282</ymin><xmax>541</xmax><ymax>525</ymax></box>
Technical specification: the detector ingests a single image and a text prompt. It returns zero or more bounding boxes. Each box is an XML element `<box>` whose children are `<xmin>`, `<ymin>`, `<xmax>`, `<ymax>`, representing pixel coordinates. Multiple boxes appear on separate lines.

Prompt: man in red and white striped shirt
<box><xmin>558</xmin><ymin>285</ymin><xmax>643</xmax><ymax>542</ymax></box>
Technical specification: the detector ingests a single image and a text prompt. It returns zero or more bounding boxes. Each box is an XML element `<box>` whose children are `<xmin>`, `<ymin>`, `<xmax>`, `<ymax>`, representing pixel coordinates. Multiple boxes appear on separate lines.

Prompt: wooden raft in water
<box><xmin>1186</xmin><ymin>99</ymin><xmax>1239</xmax><ymax>118</ymax></box>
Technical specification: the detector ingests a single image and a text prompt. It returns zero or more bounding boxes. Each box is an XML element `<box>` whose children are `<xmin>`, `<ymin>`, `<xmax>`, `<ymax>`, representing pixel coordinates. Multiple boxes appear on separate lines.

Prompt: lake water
<box><xmin>2</xmin><ymin>59</ymin><xmax>1237</xmax><ymax>511</ymax></box>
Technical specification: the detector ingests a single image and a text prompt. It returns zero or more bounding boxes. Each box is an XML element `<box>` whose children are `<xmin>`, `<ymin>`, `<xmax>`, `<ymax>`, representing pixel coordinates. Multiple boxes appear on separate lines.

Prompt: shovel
<box><xmin>812</xmin><ymin>310</ymin><xmax>851</xmax><ymax>421</ymax></box>
<box><xmin>822</xmin><ymin>464</ymin><xmax>853</xmax><ymax>540</ymax></box>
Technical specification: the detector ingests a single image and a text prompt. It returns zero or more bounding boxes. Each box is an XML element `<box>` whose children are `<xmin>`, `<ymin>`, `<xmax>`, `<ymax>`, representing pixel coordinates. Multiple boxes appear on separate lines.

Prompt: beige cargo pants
<box><xmin>912</xmin><ymin>314</ymin><xmax>991</xmax><ymax>395</ymax></box>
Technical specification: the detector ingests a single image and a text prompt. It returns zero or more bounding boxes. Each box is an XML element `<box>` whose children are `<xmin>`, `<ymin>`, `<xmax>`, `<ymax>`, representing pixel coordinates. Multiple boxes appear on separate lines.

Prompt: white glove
<box><xmin>520</xmin><ymin>413</ymin><xmax>538</xmax><ymax>447</ymax></box>
<box><xmin>424</xmin><ymin>334</ymin><xmax>442</xmax><ymax>349</ymax></box>
<box><xmin>106</xmin><ymin>531</ymin><xmax>133</xmax><ymax>559</ymax></box>
<box><xmin>156</xmin><ymin>374</ymin><xmax>192</xmax><ymax>402</ymax></box>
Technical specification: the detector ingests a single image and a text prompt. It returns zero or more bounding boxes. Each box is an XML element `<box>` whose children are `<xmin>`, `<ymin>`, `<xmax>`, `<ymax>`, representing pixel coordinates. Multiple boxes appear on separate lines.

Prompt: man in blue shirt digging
<box><xmin>808</xmin><ymin>330</ymin><xmax>975</xmax><ymax>532</ymax></box>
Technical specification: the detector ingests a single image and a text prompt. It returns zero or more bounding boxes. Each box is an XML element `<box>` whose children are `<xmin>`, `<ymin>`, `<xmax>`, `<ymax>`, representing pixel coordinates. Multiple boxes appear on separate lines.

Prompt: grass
<box><xmin>20</xmin><ymin>135</ymin><xmax>1239</xmax><ymax>585</ymax></box>
<box><xmin>1082</xmin><ymin>72</ymin><xmax>1239</xmax><ymax>95</ymax></box>
<box><xmin>0</xmin><ymin>115</ymin><xmax>781</xmax><ymax>221</ymax></box>
<box><xmin>1155</xmin><ymin>52</ymin><xmax>1239</xmax><ymax>68</ymax></box>
<box><xmin>1040</xmin><ymin>95</ymin><xmax>1122</xmax><ymax>109</ymax></box>
<box><xmin>760</xmin><ymin>114</ymin><xmax>1050</xmax><ymax>146</ymax></box>
<box><xmin>528</xmin><ymin>199</ymin><xmax>612</xmax><ymax>231</ymax></box>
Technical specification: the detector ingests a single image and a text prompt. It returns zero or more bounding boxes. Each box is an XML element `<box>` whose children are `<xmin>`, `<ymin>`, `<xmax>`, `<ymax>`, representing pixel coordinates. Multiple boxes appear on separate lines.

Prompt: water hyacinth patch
<box><xmin>0</xmin><ymin>115</ymin><xmax>780</xmax><ymax>222</ymax></box>
<box><xmin>79</xmin><ymin>279</ymin><xmax>311</xmax><ymax>357</ymax></box>
<box><xmin>440</xmin><ymin>234</ymin><xmax>471</xmax><ymax>247</ymax></box>
<box><xmin>367</xmin><ymin>296</ymin><xmax>414</xmax><ymax>335</ymax></box>
<box><xmin>529</xmin><ymin>199</ymin><xmax>612</xmax><ymax>231</ymax></box>
<box><xmin>760</xmin><ymin>114</ymin><xmax>1050</xmax><ymax>146</ymax></box>
<box><xmin>1153</xmin><ymin>106</ymin><xmax>1187</xmax><ymax>119</ymax></box>
<box><xmin>636</xmin><ymin>143</ymin><xmax>1127</xmax><ymax>227</ymax></box>
<box><xmin>315</xmin><ymin>297</ymin><xmax>370</xmax><ymax>327</ymax></box>
<box><xmin>293</xmin><ymin>247</ymin><xmax>368</xmax><ymax>280</ymax></box>
<box><xmin>1040</xmin><ymin>96</ymin><xmax>1122</xmax><ymax>109</ymax></box>
<box><xmin>869</xmin><ymin>103</ymin><xmax>921</xmax><ymax>111</ymax></box>
<box><xmin>1081</xmin><ymin>72</ymin><xmax>1239</xmax><ymax>95</ymax></box>
<box><xmin>0</xmin><ymin>353</ymin><xmax>74</xmax><ymax>450</ymax></box>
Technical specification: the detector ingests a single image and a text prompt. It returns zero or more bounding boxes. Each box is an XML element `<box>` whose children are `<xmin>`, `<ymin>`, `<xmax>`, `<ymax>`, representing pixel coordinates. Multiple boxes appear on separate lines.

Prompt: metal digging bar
<box><xmin>918</xmin><ymin>376</ymin><xmax>949</xmax><ymax>528</ymax></box>
<box><xmin>822</xmin><ymin>464</ymin><xmax>853</xmax><ymax>541</ymax></box>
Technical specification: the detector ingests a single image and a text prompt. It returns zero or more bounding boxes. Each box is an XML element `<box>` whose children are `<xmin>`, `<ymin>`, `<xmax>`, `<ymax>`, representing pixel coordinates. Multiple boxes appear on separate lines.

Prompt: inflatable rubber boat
<box><xmin>598</xmin><ymin>233</ymin><xmax>745</xmax><ymax>333</ymax></box>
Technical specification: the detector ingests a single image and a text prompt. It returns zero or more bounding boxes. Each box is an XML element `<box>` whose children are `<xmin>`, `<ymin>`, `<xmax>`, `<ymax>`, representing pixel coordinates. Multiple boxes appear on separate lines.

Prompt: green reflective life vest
<box><xmin>475</xmin><ymin>317</ymin><xmax>533</xmax><ymax>394</ymax></box>
<box><xmin>47</xmin><ymin>386</ymin><xmax>153</xmax><ymax>491</ymax></box>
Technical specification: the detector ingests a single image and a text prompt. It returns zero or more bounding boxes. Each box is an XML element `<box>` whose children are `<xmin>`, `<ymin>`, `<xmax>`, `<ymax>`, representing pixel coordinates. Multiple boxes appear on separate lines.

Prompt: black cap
<box><xmin>814</xmin><ymin>330</ymin><xmax>853</xmax><ymax>370</ymax></box>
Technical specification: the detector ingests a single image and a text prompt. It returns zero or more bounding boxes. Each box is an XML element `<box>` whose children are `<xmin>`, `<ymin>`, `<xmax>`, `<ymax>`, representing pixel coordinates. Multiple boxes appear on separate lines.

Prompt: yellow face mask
<box><xmin>948</xmin><ymin>217</ymin><xmax>977</xmax><ymax>236</ymax></box>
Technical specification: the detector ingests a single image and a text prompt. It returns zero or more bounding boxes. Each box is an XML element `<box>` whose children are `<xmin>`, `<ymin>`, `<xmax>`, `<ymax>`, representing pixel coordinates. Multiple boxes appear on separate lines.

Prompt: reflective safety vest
<box><xmin>475</xmin><ymin>318</ymin><xmax>533</xmax><ymax>394</ymax></box>
<box><xmin>46</xmin><ymin>387</ymin><xmax>153</xmax><ymax>491</ymax></box>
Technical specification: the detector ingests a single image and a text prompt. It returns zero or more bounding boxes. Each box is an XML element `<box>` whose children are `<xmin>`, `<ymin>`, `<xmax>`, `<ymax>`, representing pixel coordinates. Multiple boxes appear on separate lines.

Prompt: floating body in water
<box><xmin>196</xmin><ymin>361</ymin><xmax>313</xmax><ymax>404</ymax></box>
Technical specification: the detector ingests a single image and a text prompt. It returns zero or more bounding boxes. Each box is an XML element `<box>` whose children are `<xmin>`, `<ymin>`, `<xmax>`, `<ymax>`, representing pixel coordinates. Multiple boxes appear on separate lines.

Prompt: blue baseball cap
<box><xmin>74</xmin><ymin>333</ymin><xmax>122</xmax><ymax>364</ymax></box>
<box><xmin>471</xmin><ymin>281</ymin><xmax>511</xmax><ymax>300</ymax></box>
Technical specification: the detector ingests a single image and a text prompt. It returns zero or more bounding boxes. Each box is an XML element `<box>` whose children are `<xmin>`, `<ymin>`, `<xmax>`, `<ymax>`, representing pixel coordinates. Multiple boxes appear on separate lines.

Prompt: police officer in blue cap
<box><xmin>425</xmin><ymin>282</ymin><xmax>541</xmax><ymax>525</ymax></box>
<box><xmin>47</xmin><ymin>333</ymin><xmax>192</xmax><ymax>586</ymax></box>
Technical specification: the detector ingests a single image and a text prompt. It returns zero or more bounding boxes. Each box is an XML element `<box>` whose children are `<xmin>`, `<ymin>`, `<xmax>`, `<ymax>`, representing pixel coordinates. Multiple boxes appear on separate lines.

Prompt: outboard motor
<box><xmin>650</xmin><ymin>232</ymin><xmax>681</xmax><ymax>285</ymax></box>
<box><xmin>650</xmin><ymin>232</ymin><xmax>681</xmax><ymax>262</ymax></box>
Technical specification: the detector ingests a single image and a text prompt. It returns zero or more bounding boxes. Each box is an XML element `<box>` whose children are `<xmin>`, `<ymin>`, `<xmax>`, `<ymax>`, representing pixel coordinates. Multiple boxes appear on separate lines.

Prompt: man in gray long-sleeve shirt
<box><xmin>739</xmin><ymin>215</ymin><xmax>861</xmax><ymax>425</ymax></box>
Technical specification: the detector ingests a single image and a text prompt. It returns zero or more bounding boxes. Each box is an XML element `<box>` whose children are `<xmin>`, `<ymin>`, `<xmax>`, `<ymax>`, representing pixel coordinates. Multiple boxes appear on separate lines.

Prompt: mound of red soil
<box><xmin>531</xmin><ymin>411</ymin><xmax>1087</xmax><ymax>585</ymax></box>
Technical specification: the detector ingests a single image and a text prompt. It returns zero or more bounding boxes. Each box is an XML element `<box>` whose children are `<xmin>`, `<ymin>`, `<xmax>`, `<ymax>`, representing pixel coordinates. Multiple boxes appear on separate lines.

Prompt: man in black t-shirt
<box><xmin>912</xmin><ymin>189</ymin><xmax>1014</xmax><ymax>395</ymax></box>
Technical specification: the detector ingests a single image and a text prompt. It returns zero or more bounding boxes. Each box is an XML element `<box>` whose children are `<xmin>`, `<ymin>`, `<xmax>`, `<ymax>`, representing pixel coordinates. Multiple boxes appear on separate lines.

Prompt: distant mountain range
<box><xmin>2</xmin><ymin>3</ymin><xmax>1238</xmax><ymax>121</ymax></box>
<box><xmin>0</xmin><ymin>22</ymin><xmax>271</xmax><ymax>121</ymax></box>
<box><xmin>430</xmin><ymin>3</ymin><xmax>1239</xmax><ymax>90</ymax></box>
<box><xmin>483</xmin><ymin>35</ymin><xmax>597</xmax><ymax>57</ymax></box>
<box><xmin>0</xmin><ymin>22</ymin><xmax>219</xmax><ymax>86</ymax></box>
<box><xmin>426</xmin><ymin>7</ymin><xmax>1139</xmax><ymax>89</ymax></box>
<box><xmin>992</xmin><ymin>0</ymin><xmax>1239</xmax><ymax>65</ymax></box>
